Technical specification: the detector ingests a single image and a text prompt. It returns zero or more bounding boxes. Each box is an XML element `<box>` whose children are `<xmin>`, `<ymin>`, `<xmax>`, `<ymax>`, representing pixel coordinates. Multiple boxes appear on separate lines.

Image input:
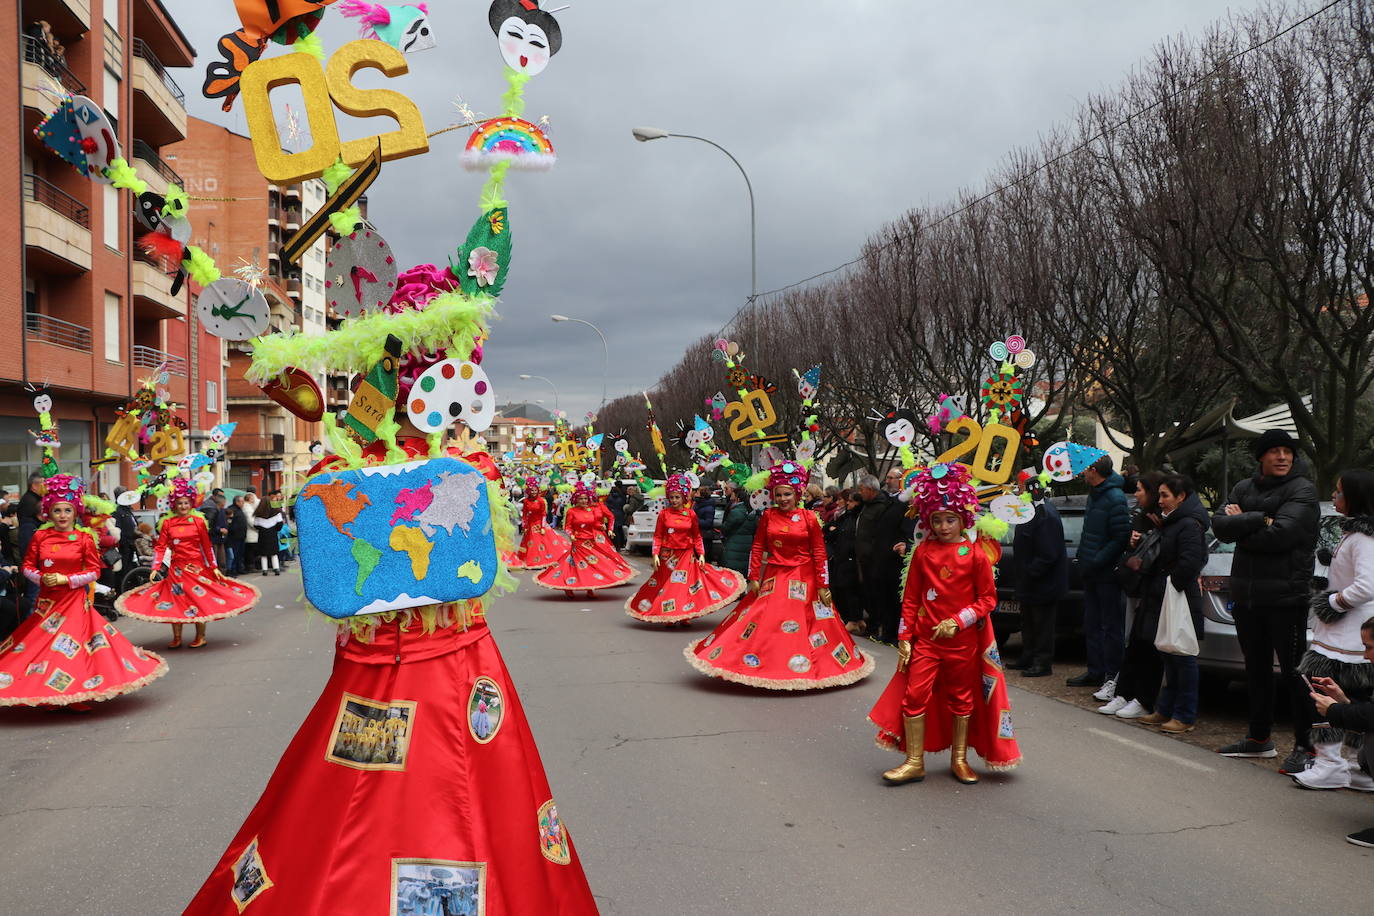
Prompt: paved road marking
<box><xmin>1087</xmin><ymin>727</ymin><xmax>1217</xmax><ymax>773</ymax></box>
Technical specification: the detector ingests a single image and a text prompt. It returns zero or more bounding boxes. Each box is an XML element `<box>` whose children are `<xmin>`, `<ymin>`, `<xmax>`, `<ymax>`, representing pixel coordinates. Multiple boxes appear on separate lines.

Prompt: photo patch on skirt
<box><xmin>467</xmin><ymin>677</ymin><xmax>504</xmax><ymax>744</ymax></box>
<box><xmin>325</xmin><ymin>693</ymin><xmax>418</xmax><ymax>772</ymax></box>
<box><xmin>229</xmin><ymin>837</ymin><xmax>273</xmax><ymax>912</ymax></box>
<box><xmin>391</xmin><ymin>858</ymin><xmax>486</xmax><ymax>916</ymax></box>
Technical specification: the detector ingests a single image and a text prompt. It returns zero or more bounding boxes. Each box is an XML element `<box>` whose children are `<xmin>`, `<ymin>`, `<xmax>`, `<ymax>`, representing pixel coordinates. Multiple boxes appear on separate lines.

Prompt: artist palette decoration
<box><xmin>325</xmin><ymin>226</ymin><xmax>397</xmax><ymax>317</ymax></box>
<box><xmin>406</xmin><ymin>358</ymin><xmax>496</xmax><ymax>434</ymax></box>
<box><xmin>462</xmin><ymin>117</ymin><xmax>556</xmax><ymax>171</ymax></box>
<box><xmin>296</xmin><ymin>457</ymin><xmax>499</xmax><ymax>619</ymax></box>
<box><xmin>197</xmin><ymin>277</ymin><xmax>272</xmax><ymax>340</ymax></box>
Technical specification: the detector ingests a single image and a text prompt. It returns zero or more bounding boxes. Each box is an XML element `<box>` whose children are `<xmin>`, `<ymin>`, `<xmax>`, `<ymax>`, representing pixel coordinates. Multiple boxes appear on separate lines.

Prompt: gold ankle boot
<box><xmin>951</xmin><ymin>714</ymin><xmax>978</xmax><ymax>784</ymax></box>
<box><xmin>882</xmin><ymin>715</ymin><xmax>926</xmax><ymax>783</ymax></box>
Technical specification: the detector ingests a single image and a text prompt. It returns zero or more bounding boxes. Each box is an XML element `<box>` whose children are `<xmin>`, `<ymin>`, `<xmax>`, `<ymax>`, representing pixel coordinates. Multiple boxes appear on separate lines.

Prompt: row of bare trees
<box><xmin>603</xmin><ymin>1</ymin><xmax>1374</xmax><ymax>489</ymax></box>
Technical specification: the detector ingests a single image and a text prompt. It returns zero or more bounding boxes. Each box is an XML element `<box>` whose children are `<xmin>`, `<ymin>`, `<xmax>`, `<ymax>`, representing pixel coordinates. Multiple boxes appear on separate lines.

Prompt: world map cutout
<box><xmin>296</xmin><ymin>457</ymin><xmax>499</xmax><ymax>618</ymax></box>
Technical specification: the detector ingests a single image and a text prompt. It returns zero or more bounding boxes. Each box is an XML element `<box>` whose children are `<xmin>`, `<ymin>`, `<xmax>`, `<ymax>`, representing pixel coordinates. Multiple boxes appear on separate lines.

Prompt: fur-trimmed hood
<box><xmin>1340</xmin><ymin>515</ymin><xmax>1374</xmax><ymax>538</ymax></box>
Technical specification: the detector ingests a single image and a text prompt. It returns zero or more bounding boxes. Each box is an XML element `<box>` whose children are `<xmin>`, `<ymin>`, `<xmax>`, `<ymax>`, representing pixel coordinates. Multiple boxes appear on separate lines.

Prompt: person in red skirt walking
<box><xmin>625</xmin><ymin>473</ymin><xmax>744</xmax><ymax>625</ymax></box>
<box><xmin>510</xmin><ymin>477</ymin><xmax>569</xmax><ymax>571</ymax></box>
<box><xmin>685</xmin><ymin>460</ymin><xmax>874</xmax><ymax>689</ymax></box>
<box><xmin>0</xmin><ymin>475</ymin><xmax>167</xmax><ymax>710</ymax></box>
<box><xmin>116</xmin><ymin>477</ymin><xmax>259</xmax><ymax>649</ymax></box>
<box><xmin>868</xmin><ymin>462</ymin><xmax>1022</xmax><ymax>784</ymax></box>
<box><xmin>535</xmin><ymin>482</ymin><xmax>635</xmax><ymax>598</ymax></box>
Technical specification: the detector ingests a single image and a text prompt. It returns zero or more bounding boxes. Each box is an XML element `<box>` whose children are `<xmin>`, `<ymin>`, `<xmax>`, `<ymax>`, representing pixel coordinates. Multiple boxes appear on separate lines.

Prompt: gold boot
<box><xmin>882</xmin><ymin>715</ymin><xmax>926</xmax><ymax>784</ymax></box>
<box><xmin>951</xmin><ymin>714</ymin><xmax>979</xmax><ymax>784</ymax></box>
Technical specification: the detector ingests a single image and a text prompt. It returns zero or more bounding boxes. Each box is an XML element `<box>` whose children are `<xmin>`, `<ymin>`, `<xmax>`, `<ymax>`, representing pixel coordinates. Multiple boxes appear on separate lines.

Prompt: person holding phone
<box><xmin>1308</xmin><ymin>615</ymin><xmax>1374</xmax><ymax>848</ymax></box>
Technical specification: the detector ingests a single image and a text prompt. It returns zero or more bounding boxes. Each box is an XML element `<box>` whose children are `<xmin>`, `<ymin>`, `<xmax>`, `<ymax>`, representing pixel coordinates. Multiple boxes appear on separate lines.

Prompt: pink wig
<box><xmin>768</xmin><ymin>460</ymin><xmax>809</xmax><ymax>492</ymax></box>
<box><xmin>40</xmin><ymin>474</ymin><xmax>85</xmax><ymax>519</ymax></box>
<box><xmin>910</xmin><ymin>463</ymin><xmax>979</xmax><ymax>530</ymax></box>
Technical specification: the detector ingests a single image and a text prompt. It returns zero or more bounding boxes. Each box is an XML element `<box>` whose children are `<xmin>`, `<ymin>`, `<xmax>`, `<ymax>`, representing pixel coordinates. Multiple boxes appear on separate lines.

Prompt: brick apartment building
<box><xmin>0</xmin><ymin>0</ymin><xmax>219</xmax><ymax>497</ymax></box>
<box><xmin>163</xmin><ymin>117</ymin><xmax>337</xmax><ymax>495</ymax></box>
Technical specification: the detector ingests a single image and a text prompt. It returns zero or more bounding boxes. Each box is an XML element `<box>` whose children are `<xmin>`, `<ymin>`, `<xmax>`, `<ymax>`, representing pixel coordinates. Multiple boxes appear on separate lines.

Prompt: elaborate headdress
<box><xmin>524</xmin><ymin>475</ymin><xmax>541</xmax><ymax>495</ymax></box>
<box><xmin>40</xmin><ymin>474</ymin><xmax>85</xmax><ymax>519</ymax></box>
<box><xmin>665</xmin><ymin>473</ymin><xmax>691</xmax><ymax>499</ymax></box>
<box><xmin>909</xmin><ymin>462</ymin><xmax>979</xmax><ymax>530</ymax></box>
<box><xmin>170</xmin><ymin>476</ymin><xmax>202</xmax><ymax>504</ymax></box>
<box><xmin>767</xmin><ymin>460</ymin><xmax>809</xmax><ymax>492</ymax></box>
<box><xmin>571</xmin><ymin>481</ymin><xmax>595</xmax><ymax>502</ymax></box>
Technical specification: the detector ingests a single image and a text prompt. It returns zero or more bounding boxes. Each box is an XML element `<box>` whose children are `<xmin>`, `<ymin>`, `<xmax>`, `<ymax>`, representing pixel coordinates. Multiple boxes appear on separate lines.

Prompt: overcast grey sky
<box><xmin>166</xmin><ymin>0</ymin><xmax>1244</xmax><ymax>419</ymax></box>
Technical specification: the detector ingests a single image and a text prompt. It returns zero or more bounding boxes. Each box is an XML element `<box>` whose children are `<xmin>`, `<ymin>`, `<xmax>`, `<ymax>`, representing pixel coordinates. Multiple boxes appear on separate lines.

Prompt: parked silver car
<box><xmin>1196</xmin><ymin>502</ymin><xmax>1340</xmax><ymax>677</ymax></box>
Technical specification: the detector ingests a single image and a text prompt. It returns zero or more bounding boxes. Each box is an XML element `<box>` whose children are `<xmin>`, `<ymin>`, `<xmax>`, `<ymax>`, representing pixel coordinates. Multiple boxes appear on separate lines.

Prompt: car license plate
<box><xmin>999</xmin><ymin>600</ymin><xmax>1019</xmax><ymax>615</ymax></box>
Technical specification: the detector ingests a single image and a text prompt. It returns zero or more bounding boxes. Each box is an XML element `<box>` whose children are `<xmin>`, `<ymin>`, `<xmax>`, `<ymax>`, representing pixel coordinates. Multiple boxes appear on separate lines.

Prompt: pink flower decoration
<box><xmin>467</xmin><ymin>247</ymin><xmax>500</xmax><ymax>288</ymax></box>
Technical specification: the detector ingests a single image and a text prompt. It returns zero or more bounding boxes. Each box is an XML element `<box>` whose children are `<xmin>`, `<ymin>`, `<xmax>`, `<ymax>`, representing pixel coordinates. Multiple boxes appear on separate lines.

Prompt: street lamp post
<box><xmin>549</xmin><ymin>314</ymin><xmax>608</xmax><ymax>411</ymax></box>
<box><xmin>518</xmin><ymin>373</ymin><xmax>560</xmax><ymax>411</ymax></box>
<box><xmin>632</xmin><ymin>126</ymin><xmax>757</xmax><ymax>304</ymax></box>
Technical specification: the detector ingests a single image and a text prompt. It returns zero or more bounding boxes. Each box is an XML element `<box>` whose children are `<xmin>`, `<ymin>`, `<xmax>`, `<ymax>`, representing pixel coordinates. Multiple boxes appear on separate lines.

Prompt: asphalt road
<box><xmin>3</xmin><ymin>562</ymin><xmax>1370</xmax><ymax>915</ymax></box>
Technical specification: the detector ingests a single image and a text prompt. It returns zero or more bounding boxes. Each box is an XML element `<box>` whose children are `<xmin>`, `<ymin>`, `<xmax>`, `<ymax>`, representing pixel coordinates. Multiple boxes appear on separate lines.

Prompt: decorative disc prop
<box><xmin>325</xmin><ymin>227</ymin><xmax>398</xmax><ymax>317</ymax></box>
<box><xmin>990</xmin><ymin>493</ymin><xmax>1036</xmax><ymax>526</ymax></box>
<box><xmin>407</xmin><ymin>359</ymin><xmax>496</xmax><ymax>434</ymax></box>
<box><xmin>71</xmin><ymin>95</ymin><xmax>122</xmax><ymax>183</ymax></box>
<box><xmin>197</xmin><ymin>277</ymin><xmax>271</xmax><ymax>340</ymax></box>
<box><xmin>261</xmin><ymin>367</ymin><xmax>325</xmax><ymax>422</ymax></box>
<box><xmin>1041</xmin><ymin>442</ymin><xmax>1075</xmax><ymax>482</ymax></box>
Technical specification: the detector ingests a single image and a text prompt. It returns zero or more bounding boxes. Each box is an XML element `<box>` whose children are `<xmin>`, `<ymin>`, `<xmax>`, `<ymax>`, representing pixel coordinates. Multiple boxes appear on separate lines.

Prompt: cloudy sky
<box><xmin>166</xmin><ymin>0</ymin><xmax>1244</xmax><ymax>419</ymax></box>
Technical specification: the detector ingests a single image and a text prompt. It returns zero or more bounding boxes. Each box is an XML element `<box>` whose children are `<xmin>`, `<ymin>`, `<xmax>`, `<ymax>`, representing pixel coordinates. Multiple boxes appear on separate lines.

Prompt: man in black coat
<box><xmin>112</xmin><ymin>487</ymin><xmax>138</xmax><ymax>576</ymax></box>
<box><xmin>1010</xmin><ymin>478</ymin><xmax>1069</xmax><ymax>677</ymax></box>
<box><xmin>854</xmin><ymin>474</ymin><xmax>908</xmax><ymax>643</ymax></box>
<box><xmin>16</xmin><ymin>472</ymin><xmax>44</xmax><ymax>621</ymax></box>
<box><xmin>1211</xmin><ymin>429</ymin><xmax>1320</xmax><ymax>766</ymax></box>
<box><xmin>606</xmin><ymin>482</ymin><xmax>628</xmax><ymax>550</ymax></box>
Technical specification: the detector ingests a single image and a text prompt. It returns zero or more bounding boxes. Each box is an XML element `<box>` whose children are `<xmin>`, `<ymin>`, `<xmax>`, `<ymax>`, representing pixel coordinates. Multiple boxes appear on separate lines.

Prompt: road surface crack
<box><xmin>607</xmin><ymin>728</ymin><xmax>756</xmax><ymax>749</ymax></box>
<box><xmin>1088</xmin><ymin>818</ymin><xmax>1245</xmax><ymax>837</ymax></box>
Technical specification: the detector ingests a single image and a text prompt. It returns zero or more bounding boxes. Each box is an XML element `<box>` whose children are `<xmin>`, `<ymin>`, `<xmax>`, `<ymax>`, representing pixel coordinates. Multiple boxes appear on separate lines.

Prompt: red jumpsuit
<box><xmin>624</xmin><ymin>507</ymin><xmax>744</xmax><ymax>623</ymax></box>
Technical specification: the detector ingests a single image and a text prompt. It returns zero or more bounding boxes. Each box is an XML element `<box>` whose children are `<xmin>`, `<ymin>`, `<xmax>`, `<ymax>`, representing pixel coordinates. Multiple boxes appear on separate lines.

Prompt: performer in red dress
<box><xmin>0</xmin><ymin>475</ymin><xmax>167</xmax><ymax>709</ymax></box>
<box><xmin>626</xmin><ymin>474</ymin><xmax>744</xmax><ymax>624</ymax></box>
<box><xmin>116</xmin><ymin>477</ymin><xmax>259</xmax><ymax>648</ymax></box>
<box><xmin>685</xmin><ymin>461</ymin><xmax>874</xmax><ymax>689</ymax></box>
<box><xmin>535</xmin><ymin>482</ymin><xmax>635</xmax><ymax>597</ymax></box>
<box><xmin>868</xmin><ymin>463</ymin><xmax>1022</xmax><ymax>783</ymax></box>
<box><xmin>510</xmin><ymin>477</ymin><xmax>569</xmax><ymax>571</ymax></box>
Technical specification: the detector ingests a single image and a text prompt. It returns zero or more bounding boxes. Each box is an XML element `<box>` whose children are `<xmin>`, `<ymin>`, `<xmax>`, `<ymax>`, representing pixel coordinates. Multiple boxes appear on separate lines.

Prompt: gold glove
<box><xmin>818</xmin><ymin>587</ymin><xmax>833</xmax><ymax>605</ymax></box>
<box><xmin>652</xmin><ymin>555</ymin><xmax>660</xmax><ymax>569</ymax></box>
<box><xmin>932</xmin><ymin>618</ymin><xmax>959</xmax><ymax>640</ymax></box>
<box><xmin>747</xmin><ymin>580</ymin><xmax>759</xmax><ymax>595</ymax></box>
<box><xmin>896</xmin><ymin>640</ymin><xmax>912</xmax><ymax>671</ymax></box>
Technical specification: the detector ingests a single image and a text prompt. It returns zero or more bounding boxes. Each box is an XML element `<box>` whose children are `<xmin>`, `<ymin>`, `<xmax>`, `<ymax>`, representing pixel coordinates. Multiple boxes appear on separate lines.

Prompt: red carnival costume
<box><xmin>510</xmin><ymin>480</ymin><xmax>569</xmax><ymax>571</ymax></box>
<box><xmin>0</xmin><ymin>476</ymin><xmax>167</xmax><ymax>707</ymax></box>
<box><xmin>686</xmin><ymin>462</ymin><xmax>874</xmax><ymax>689</ymax></box>
<box><xmin>625</xmin><ymin>475</ymin><xmax>745</xmax><ymax>623</ymax></box>
<box><xmin>185</xmin><ymin>430</ymin><xmax>598</xmax><ymax>914</ymax></box>
<box><xmin>116</xmin><ymin>507</ymin><xmax>259</xmax><ymax>624</ymax></box>
<box><xmin>868</xmin><ymin>464</ymin><xmax>1022</xmax><ymax>782</ymax></box>
<box><xmin>535</xmin><ymin>485</ymin><xmax>635</xmax><ymax>593</ymax></box>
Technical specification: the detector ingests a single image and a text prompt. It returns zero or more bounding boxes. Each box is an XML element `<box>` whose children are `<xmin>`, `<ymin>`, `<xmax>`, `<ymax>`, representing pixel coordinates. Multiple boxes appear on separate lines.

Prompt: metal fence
<box><xmin>132</xmin><ymin>345</ymin><xmax>188</xmax><ymax>377</ymax></box>
<box><xmin>24</xmin><ymin>173</ymin><xmax>90</xmax><ymax>227</ymax></box>
<box><xmin>132</xmin><ymin>38</ymin><xmax>185</xmax><ymax>105</ymax></box>
<box><xmin>21</xmin><ymin>34</ymin><xmax>86</xmax><ymax>95</ymax></box>
<box><xmin>131</xmin><ymin>139</ymin><xmax>183</xmax><ymax>186</ymax></box>
<box><xmin>25</xmin><ymin>312</ymin><xmax>92</xmax><ymax>352</ymax></box>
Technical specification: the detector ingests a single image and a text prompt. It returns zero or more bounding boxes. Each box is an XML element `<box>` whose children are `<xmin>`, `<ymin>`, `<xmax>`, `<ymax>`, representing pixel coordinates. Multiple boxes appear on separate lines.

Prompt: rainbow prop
<box><xmin>462</xmin><ymin>117</ymin><xmax>556</xmax><ymax>171</ymax></box>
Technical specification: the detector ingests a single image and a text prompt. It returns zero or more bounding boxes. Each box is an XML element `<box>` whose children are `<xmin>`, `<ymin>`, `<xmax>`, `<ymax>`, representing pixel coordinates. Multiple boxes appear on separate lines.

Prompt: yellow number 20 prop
<box><xmin>934</xmin><ymin>416</ymin><xmax>1021</xmax><ymax>486</ymax></box>
<box><xmin>240</xmin><ymin>40</ymin><xmax>429</xmax><ymax>184</ymax></box>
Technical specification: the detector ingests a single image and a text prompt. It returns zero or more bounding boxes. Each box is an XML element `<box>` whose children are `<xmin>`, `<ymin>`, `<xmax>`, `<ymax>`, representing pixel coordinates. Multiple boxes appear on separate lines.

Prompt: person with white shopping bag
<box><xmin>1144</xmin><ymin>475</ymin><xmax>1209</xmax><ymax>734</ymax></box>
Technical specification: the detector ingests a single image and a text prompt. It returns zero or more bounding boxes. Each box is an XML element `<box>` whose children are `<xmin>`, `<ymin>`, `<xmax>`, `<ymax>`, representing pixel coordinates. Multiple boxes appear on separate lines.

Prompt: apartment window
<box><xmin>104</xmin><ymin>1</ymin><xmax>119</xmax><ymax>27</ymax></box>
<box><xmin>103</xmin><ymin>293</ymin><xmax>121</xmax><ymax>362</ymax></box>
<box><xmin>103</xmin><ymin>184</ymin><xmax>120</xmax><ymax>250</ymax></box>
<box><xmin>103</xmin><ymin>68</ymin><xmax>119</xmax><ymax>119</ymax></box>
<box><xmin>206</xmin><ymin>380</ymin><xmax>219</xmax><ymax>414</ymax></box>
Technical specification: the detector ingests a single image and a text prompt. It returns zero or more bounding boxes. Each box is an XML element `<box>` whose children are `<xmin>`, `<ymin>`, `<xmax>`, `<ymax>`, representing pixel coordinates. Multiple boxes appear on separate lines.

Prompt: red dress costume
<box><xmin>183</xmin><ymin>616</ymin><xmax>598</xmax><ymax>914</ymax></box>
<box><xmin>685</xmin><ymin>506</ymin><xmax>875</xmax><ymax>689</ymax></box>
<box><xmin>868</xmin><ymin>537</ymin><xmax>1023</xmax><ymax>771</ymax></box>
<box><xmin>625</xmin><ymin>506</ymin><xmax>744</xmax><ymax>623</ymax></box>
<box><xmin>116</xmin><ymin>513</ymin><xmax>259</xmax><ymax>623</ymax></box>
<box><xmin>510</xmin><ymin>495</ymin><xmax>569</xmax><ymax>571</ymax></box>
<box><xmin>185</xmin><ymin>442</ymin><xmax>599</xmax><ymax>913</ymax></box>
<box><xmin>0</xmin><ymin>527</ymin><xmax>167</xmax><ymax>706</ymax></box>
<box><xmin>535</xmin><ymin>504</ymin><xmax>635</xmax><ymax>592</ymax></box>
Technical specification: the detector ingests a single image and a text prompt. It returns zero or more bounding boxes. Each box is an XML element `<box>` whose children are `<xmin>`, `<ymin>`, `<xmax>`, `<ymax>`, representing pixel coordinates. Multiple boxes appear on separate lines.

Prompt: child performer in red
<box><xmin>869</xmin><ymin>463</ymin><xmax>1022</xmax><ymax>783</ymax></box>
<box><xmin>535</xmin><ymin>482</ymin><xmax>635</xmax><ymax>598</ymax></box>
<box><xmin>625</xmin><ymin>474</ymin><xmax>744</xmax><ymax>624</ymax></box>
<box><xmin>510</xmin><ymin>477</ymin><xmax>569</xmax><ymax>571</ymax></box>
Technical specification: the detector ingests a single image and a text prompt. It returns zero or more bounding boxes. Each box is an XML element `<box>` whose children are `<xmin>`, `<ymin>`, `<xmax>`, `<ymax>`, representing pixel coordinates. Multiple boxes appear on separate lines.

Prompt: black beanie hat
<box><xmin>1251</xmin><ymin>428</ymin><xmax>1298</xmax><ymax>459</ymax></box>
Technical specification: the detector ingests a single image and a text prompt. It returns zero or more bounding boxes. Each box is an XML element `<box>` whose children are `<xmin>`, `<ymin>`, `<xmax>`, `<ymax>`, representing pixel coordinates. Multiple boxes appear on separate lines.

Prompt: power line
<box><xmin>714</xmin><ymin>0</ymin><xmax>1352</xmax><ymax>337</ymax></box>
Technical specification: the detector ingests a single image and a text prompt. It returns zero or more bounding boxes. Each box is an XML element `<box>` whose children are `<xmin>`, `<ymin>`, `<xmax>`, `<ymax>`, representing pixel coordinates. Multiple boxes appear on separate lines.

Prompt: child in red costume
<box><xmin>625</xmin><ymin>474</ymin><xmax>744</xmax><ymax>624</ymax></box>
<box><xmin>510</xmin><ymin>477</ymin><xmax>569</xmax><ymax>571</ymax></box>
<box><xmin>869</xmin><ymin>463</ymin><xmax>1022</xmax><ymax>783</ymax></box>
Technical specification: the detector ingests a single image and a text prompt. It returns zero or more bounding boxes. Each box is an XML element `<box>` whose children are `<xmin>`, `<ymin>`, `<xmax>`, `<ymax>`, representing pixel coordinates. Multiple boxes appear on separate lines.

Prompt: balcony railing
<box><xmin>132</xmin><ymin>38</ymin><xmax>185</xmax><ymax>105</ymax></box>
<box><xmin>228</xmin><ymin>434</ymin><xmax>286</xmax><ymax>455</ymax></box>
<box><xmin>21</xmin><ymin>34</ymin><xmax>86</xmax><ymax>95</ymax></box>
<box><xmin>25</xmin><ymin>312</ymin><xmax>92</xmax><ymax>351</ymax></box>
<box><xmin>132</xmin><ymin>345</ymin><xmax>188</xmax><ymax>376</ymax></box>
<box><xmin>24</xmin><ymin>173</ymin><xmax>90</xmax><ymax>228</ymax></box>
<box><xmin>131</xmin><ymin>139</ymin><xmax>183</xmax><ymax>186</ymax></box>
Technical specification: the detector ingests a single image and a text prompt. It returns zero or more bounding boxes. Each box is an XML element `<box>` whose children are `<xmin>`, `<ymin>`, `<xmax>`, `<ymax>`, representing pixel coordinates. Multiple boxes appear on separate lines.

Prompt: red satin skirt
<box><xmin>534</xmin><ymin>535</ymin><xmax>635</xmax><ymax>592</ymax></box>
<box><xmin>183</xmin><ymin>618</ymin><xmax>598</xmax><ymax>914</ymax></box>
<box><xmin>624</xmin><ymin>550</ymin><xmax>744</xmax><ymax>623</ymax></box>
<box><xmin>685</xmin><ymin>560</ymin><xmax>875</xmax><ymax>690</ymax></box>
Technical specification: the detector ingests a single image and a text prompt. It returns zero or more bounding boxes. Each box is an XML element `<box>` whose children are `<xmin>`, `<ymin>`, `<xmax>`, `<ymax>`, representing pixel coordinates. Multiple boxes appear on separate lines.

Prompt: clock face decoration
<box><xmin>325</xmin><ymin>228</ymin><xmax>397</xmax><ymax>318</ymax></box>
<box><xmin>197</xmin><ymin>277</ymin><xmax>270</xmax><ymax>340</ymax></box>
